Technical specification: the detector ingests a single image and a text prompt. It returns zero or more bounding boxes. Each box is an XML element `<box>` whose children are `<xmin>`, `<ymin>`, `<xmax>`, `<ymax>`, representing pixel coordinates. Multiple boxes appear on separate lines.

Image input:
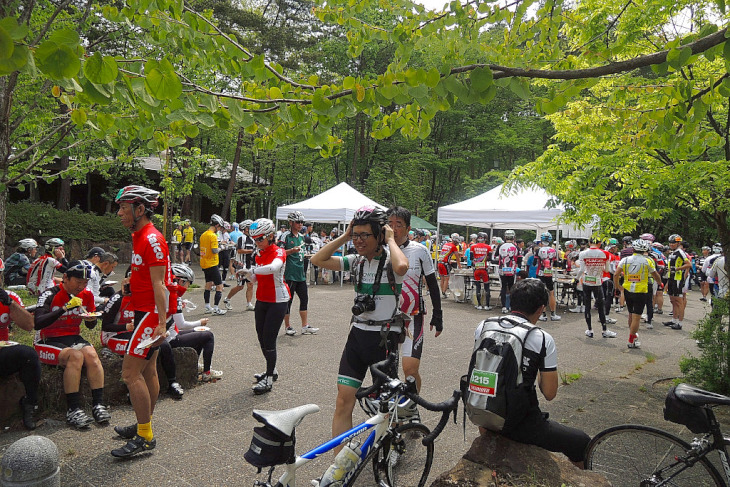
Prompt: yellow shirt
<box><xmin>199</xmin><ymin>229</ymin><xmax>219</xmax><ymax>269</ymax></box>
<box><xmin>172</xmin><ymin>229</ymin><xmax>183</xmax><ymax>244</ymax></box>
<box><xmin>183</xmin><ymin>226</ymin><xmax>195</xmax><ymax>243</ymax></box>
<box><xmin>619</xmin><ymin>254</ymin><xmax>656</xmax><ymax>294</ymax></box>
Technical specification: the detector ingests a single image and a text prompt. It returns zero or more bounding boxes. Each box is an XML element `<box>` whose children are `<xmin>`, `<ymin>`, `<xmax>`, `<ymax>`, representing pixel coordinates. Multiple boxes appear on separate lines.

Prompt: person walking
<box><xmin>279</xmin><ymin>211</ymin><xmax>318</xmax><ymax>336</ymax></box>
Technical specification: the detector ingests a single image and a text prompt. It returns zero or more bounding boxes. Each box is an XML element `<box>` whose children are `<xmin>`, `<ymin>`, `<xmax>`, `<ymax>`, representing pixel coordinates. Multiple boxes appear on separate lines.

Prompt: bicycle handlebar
<box><xmin>358</xmin><ymin>355</ymin><xmax>461</xmax><ymax>446</ymax></box>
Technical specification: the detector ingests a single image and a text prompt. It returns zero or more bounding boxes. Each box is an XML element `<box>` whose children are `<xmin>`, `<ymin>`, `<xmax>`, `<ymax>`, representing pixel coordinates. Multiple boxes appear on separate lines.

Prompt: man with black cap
<box><xmin>85</xmin><ymin>247</ymin><xmax>119</xmax><ymax>305</ymax></box>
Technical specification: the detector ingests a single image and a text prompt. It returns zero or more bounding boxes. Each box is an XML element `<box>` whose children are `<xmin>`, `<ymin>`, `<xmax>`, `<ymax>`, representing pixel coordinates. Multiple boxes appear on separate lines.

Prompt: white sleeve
<box><xmin>171</xmin><ymin>312</ymin><xmax>201</xmax><ymax>331</ymax></box>
<box><xmin>253</xmin><ymin>258</ymin><xmax>284</xmax><ymax>275</ymax></box>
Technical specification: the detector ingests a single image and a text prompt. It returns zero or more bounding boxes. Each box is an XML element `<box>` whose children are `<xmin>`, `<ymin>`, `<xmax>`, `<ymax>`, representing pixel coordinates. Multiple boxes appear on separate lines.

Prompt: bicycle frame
<box><xmin>271</xmin><ymin>408</ymin><xmax>391</xmax><ymax>487</ymax></box>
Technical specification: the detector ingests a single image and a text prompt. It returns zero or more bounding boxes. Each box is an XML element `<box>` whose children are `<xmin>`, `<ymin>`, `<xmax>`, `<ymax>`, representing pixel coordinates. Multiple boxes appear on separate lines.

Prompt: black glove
<box><xmin>0</xmin><ymin>288</ymin><xmax>11</xmax><ymax>306</ymax></box>
<box><xmin>430</xmin><ymin>309</ymin><xmax>443</xmax><ymax>333</ymax></box>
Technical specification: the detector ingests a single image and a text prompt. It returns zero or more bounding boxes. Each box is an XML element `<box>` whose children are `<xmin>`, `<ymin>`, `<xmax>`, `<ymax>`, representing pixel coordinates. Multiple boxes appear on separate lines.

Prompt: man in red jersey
<box><xmin>470</xmin><ymin>232</ymin><xmax>492</xmax><ymax>310</ymax></box>
<box><xmin>111</xmin><ymin>185</ymin><xmax>171</xmax><ymax>458</ymax></box>
<box><xmin>437</xmin><ymin>234</ymin><xmax>461</xmax><ymax>298</ymax></box>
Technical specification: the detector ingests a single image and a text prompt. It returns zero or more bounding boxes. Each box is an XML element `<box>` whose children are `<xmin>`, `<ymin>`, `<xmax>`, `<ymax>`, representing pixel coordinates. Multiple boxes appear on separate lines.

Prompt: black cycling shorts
<box><xmin>203</xmin><ymin>266</ymin><xmax>223</xmax><ymax>286</ymax></box>
<box><xmin>624</xmin><ymin>290</ymin><xmax>648</xmax><ymax>315</ymax></box>
<box><xmin>337</xmin><ymin>327</ymin><xmax>398</xmax><ymax>389</ymax></box>
<box><xmin>182</xmin><ymin>242</ymin><xmax>193</xmax><ymax>251</ymax></box>
<box><xmin>667</xmin><ymin>279</ymin><xmax>684</xmax><ymax>297</ymax></box>
<box><xmin>538</xmin><ymin>276</ymin><xmax>554</xmax><ymax>291</ymax></box>
<box><xmin>503</xmin><ymin>410</ymin><xmax>591</xmax><ymax>463</ymax></box>
<box><xmin>401</xmin><ymin>313</ymin><xmax>424</xmax><ymax>360</ymax></box>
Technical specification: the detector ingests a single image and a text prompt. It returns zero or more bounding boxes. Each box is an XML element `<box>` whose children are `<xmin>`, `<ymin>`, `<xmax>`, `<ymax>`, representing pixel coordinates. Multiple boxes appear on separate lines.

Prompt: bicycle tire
<box><xmin>585</xmin><ymin>424</ymin><xmax>724</xmax><ymax>487</ymax></box>
<box><xmin>346</xmin><ymin>439</ymin><xmax>381</xmax><ymax>486</ymax></box>
<box><xmin>373</xmin><ymin>422</ymin><xmax>434</xmax><ymax>487</ymax></box>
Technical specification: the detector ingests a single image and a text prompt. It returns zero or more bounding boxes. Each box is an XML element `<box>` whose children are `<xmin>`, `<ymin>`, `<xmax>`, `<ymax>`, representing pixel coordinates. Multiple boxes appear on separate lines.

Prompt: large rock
<box><xmin>0</xmin><ymin>436</ymin><xmax>60</xmax><ymax>487</ymax></box>
<box><xmin>430</xmin><ymin>430</ymin><xmax>611</xmax><ymax>487</ymax></box>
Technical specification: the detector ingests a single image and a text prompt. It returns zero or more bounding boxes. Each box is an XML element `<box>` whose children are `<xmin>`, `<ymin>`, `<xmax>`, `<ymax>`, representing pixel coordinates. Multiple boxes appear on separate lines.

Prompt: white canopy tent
<box><xmin>437</xmin><ymin>184</ymin><xmax>592</xmax><ymax>239</ymax></box>
<box><xmin>275</xmin><ymin>182</ymin><xmax>386</xmax><ymax>223</ymax></box>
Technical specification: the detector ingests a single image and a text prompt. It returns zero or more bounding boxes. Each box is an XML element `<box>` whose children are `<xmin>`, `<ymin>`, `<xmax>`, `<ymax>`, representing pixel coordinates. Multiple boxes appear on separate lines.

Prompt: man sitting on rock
<box><xmin>476</xmin><ymin>278</ymin><xmax>591</xmax><ymax>467</ymax></box>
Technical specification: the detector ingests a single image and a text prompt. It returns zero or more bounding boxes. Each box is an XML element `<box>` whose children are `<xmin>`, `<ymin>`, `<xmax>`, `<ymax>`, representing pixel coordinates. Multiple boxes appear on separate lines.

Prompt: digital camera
<box><xmin>352</xmin><ymin>294</ymin><xmax>376</xmax><ymax>316</ymax></box>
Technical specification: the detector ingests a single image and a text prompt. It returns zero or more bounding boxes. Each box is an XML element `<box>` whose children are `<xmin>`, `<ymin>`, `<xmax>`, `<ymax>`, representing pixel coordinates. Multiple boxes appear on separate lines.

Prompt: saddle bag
<box><xmin>244</xmin><ymin>425</ymin><xmax>295</xmax><ymax>468</ymax></box>
<box><xmin>663</xmin><ymin>386</ymin><xmax>711</xmax><ymax>434</ymax></box>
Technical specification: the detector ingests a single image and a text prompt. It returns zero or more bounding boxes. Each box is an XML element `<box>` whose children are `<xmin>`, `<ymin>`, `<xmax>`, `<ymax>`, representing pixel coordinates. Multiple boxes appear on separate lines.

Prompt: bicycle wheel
<box><xmin>585</xmin><ymin>424</ymin><xmax>724</xmax><ymax>487</ymax></box>
<box><xmin>373</xmin><ymin>422</ymin><xmax>434</xmax><ymax>487</ymax></box>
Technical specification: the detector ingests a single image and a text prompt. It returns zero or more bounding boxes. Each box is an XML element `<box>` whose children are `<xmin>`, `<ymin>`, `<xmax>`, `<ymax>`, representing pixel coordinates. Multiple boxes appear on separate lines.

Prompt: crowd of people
<box><xmin>1</xmin><ymin>185</ymin><xmax>728</xmax><ymax>467</ymax></box>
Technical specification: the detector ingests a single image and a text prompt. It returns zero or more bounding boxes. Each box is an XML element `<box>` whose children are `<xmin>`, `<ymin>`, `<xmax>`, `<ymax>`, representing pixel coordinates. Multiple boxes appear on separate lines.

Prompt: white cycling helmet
<box><xmin>450</xmin><ymin>233</ymin><xmax>459</xmax><ymax>241</ymax></box>
<box><xmin>115</xmin><ymin>185</ymin><xmax>160</xmax><ymax>209</ymax></box>
<box><xmin>633</xmin><ymin>239</ymin><xmax>651</xmax><ymax>252</ymax></box>
<box><xmin>18</xmin><ymin>238</ymin><xmax>39</xmax><ymax>250</ymax></box>
<box><xmin>713</xmin><ymin>244</ymin><xmax>723</xmax><ymax>254</ymax></box>
<box><xmin>240</xmin><ymin>219</ymin><xmax>254</xmax><ymax>230</ymax></box>
<box><xmin>504</xmin><ymin>230</ymin><xmax>516</xmax><ymax>240</ymax></box>
<box><xmin>223</xmin><ymin>221</ymin><xmax>231</xmax><ymax>231</ymax></box>
<box><xmin>250</xmin><ymin>218</ymin><xmax>275</xmax><ymax>238</ymax></box>
<box><xmin>640</xmin><ymin>233</ymin><xmax>655</xmax><ymax>242</ymax></box>
<box><xmin>469</xmin><ymin>233</ymin><xmax>477</xmax><ymax>241</ymax></box>
<box><xmin>287</xmin><ymin>210</ymin><xmax>305</xmax><ymax>222</ymax></box>
<box><xmin>210</xmin><ymin>214</ymin><xmax>225</xmax><ymax>227</ymax></box>
<box><xmin>171</xmin><ymin>263</ymin><xmax>195</xmax><ymax>283</ymax></box>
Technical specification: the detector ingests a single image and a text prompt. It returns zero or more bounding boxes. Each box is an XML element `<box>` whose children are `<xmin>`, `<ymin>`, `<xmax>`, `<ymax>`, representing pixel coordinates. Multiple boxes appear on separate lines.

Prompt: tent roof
<box><xmin>437</xmin><ymin>184</ymin><xmax>565</xmax><ymax>231</ymax></box>
<box><xmin>410</xmin><ymin>215</ymin><xmax>436</xmax><ymax>230</ymax></box>
<box><xmin>275</xmin><ymin>182</ymin><xmax>386</xmax><ymax>224</ymax></box>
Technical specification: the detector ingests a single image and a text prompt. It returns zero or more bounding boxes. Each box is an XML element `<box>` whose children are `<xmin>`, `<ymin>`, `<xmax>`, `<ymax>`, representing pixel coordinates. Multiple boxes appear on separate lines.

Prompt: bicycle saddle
<box><xmin>674</xmin><ymin>383</ymin><xmax>730</xmax><ymax>407</ymax></box>
<box><xmin>252</xmin><ymin>404</ymin><xmax>320</xmax><ymax>437</ymax></box>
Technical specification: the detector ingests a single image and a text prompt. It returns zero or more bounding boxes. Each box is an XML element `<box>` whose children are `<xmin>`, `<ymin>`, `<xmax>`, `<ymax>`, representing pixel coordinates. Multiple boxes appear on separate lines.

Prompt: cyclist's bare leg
<box><xmin>402</xmin><ymin>357</ymin><xmax>421</xmax><ymax>392</ymax></box>
<box><xmin>629</xmin><ymin>313</ymin><xmax>640</xmax><ymax>337</ymax></box>
<box><xmin>123</xmin><ymin>354</ymin><xmax>154</xmax><ymax>424</ymax></box>
<box><xmin>332</xmin><ymin>383</ymin><xmax>357</xmax><ymax>455</ymax></box>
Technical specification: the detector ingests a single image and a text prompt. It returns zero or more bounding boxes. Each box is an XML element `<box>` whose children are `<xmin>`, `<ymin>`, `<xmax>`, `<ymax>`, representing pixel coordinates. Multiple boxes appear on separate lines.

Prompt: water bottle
<box><xmin>318</xmin><ymin>440</ymin><xmax>361</xmax><ymax>487</ymax></box>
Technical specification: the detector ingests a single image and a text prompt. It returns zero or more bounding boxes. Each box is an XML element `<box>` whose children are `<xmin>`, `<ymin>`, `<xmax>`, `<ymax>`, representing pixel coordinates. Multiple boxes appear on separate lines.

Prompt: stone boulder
<box><xmin>430</xmin><ymin>431</ymin><xmax>611</xmax><ymax>487</ymax></box>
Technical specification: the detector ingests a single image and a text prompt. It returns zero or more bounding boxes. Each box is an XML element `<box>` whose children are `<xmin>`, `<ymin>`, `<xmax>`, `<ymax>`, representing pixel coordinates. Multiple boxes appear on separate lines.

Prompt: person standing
<box><xmin>111</xmin><ymin>185</ymin><xmax>171</xmax><ymax>457</ymax></box>
<box><xmin>224</xmin><ymin>220</ymin><xmax>256</xmax><ymax>311</ymax></box>
<box><xmin>171</xmin><ymin>223</ymin><xmax>183</xmax><ymax>263</ymax></box>
<box><xmin>497</xmin><ymin>230</ymin><xmax>519</xmax><ymax>313</ymax></box>
<box><xmin>575</xmin><ymin>237</ymin><xmax>616</xmax><ymax>338</ymax></box>
<box><xmin>240</xmin><ymin>219</ymin><xmax>291</xmax><ymax>394</ymax></box>
<box><xmin>200</xmin><ymin>215</ymin><xmax>227</xmax><ymax>315</ymax></box>
<box><xmin>182</xmin><ymin>220</ymin><xmax>195</xmax><ymax>265</ymax></box>
<box><xmin>279</xmin><ymin>211</ymin><xmax>318</xmax><ymax>336</ymax></box>
<box><xmin>386</xmin><ymin>206</ymin><xmax>443</xmax><ymax>393</ymax></box>
<box><xmin>664</xmin><ymin>234</ymin><xmax>691</xmax><ymax>330</ymax></box>
<box><xmin>535</xmin><ymin>233</ymin><xmax>561</xmax><ymax>321</ymax></box>
<box><xmin>470</xmin><ymin>233</ymin><xmax>492</xmax><ymax>310</ymax></box>
<box><xmin>437</xmin><ymin>235</ymin><xmax>461</xmax><ymax>298</ymax></box>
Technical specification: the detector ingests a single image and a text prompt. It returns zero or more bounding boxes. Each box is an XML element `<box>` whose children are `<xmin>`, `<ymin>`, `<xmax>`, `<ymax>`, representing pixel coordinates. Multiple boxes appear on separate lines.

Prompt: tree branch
<box><xmin>7</xmin><ymin>120</ymin><xmax>74</xmax><ymax>164</ymax></box>
<box><xmin>31</xmin><ymin>0</ymin><xmax>73</xmax><ymax>47</ymax></box>
<box><xmin>4</xmin><ymin>123</ymin><xmax>75</xmax><ymax>186</ymax></box>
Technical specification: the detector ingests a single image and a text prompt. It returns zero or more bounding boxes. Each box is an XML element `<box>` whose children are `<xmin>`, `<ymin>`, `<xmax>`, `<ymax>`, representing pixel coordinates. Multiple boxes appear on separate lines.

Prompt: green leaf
<box><xmin>426</xmin><ymin>68</ymin><xmax>441</xmax><ymax>88</ymax></box>
<box><xmin>144</xmin><ymin>58</ymin><xmax>182</xmax><ymax>100</ymax></box>
<box><xmin>0</xmin><ymin>43</ymin><xmax>28</xmax><ymax>75</ymax></box>
<box><xmin>311</xmin><ymin>91</ymin><xmax>332</xmax><ymax>114</ymax></box>
<box><xmin>269</xmin><ymin>86</ymin><xmax>282</xmax><ymax>99</ymax></box>
<box><xmin>0</xmin><ymin>17</ymin><xmax>29</xmax><ymax>40</ymax></box>
<box><xmin>84</xmin><ymin>52</ymin><xmax>118</xmax><ymax>84</ymax></box>
<box><xmin>183</xmin><ymin>124</ymin><xmax>199</xmax><ymax>138</ymax></box>
<box><xmin>667</xmin><ymin>47</ymin><xmax>692</xmax><ymax>70</ymax></box>
<box><xmin>70</xmin><ymin>108</ymin><xmax>87</xmax><ymax>126</ymax></box>
<box><xmin>97</xmin><ymin>112</ymin><xmax>115</xmax><ymax>131</ymax></box>
<box><xmin>716</xmin><ymin>0</ymin><xmax>726</xmax><ymax>14</ymax></box>
<box><xmin>469</xmin><ymin>67</ymin><xmax>493</xmax><ymax>93</ymax></box>
<box><xmin>509</xmin><ymin>77</ymin><xmax>531</xmax><ymax>100</ymax></box>
<box><xmin>48</xmin><ymin>29</ymin><xmax>80</xmax><ymax>49</ymax></box>
<box><xmin>724</xmin><ymin>41</ymin><xmax>730</xmax><ymax>63</ymax></box>
<box><xmin>343</xmin><ymin>76</ymin><xmax>355</xmax><ymax>89</ymax></box>
<box><xmin>35</xmin><ymin>41</ymin><xmax>80</xmax><ymax>79</ymax></box>
<box><xmin>0</xmin><ymin>25</ymin><xmax>13</xmax><ymax>61</ymax></box>
<box><xmin>168</xmin><ymin>136</ymin><xmax>186</xmax><ymax>147</ymax></box>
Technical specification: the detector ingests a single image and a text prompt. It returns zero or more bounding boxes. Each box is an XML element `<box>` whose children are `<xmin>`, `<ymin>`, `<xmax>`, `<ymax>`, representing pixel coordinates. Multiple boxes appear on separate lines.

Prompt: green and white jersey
<box><xmin>342</xmin><ymin>249</ymin><xmax>404</xmax><ymax>331</ymax></box>
<box><xmin>278</xmin><ymin>231</ymin><xmax>306</xmax><ymax>282</ymax></box>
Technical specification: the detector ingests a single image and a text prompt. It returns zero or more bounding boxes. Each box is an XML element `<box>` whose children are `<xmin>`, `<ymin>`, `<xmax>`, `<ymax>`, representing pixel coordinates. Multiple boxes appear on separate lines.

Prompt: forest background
<box><xmin>1</xmin><ymin>0</ymin><xmax>729</xmax><ymax>254</ymax></box>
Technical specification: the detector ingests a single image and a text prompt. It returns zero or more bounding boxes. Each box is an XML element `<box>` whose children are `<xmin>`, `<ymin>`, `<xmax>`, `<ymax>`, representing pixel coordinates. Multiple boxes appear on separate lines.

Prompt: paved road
<box><xmin>0</xmin><ymin>277</ymin><xmax>716</xmax><ymax>486</ymax></box>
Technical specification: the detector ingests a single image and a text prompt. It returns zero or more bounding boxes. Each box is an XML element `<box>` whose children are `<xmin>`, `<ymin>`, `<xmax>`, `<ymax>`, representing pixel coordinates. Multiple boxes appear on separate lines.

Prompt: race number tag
<box><xmin>585</xmin><ymin>276</ymin><xmax>597</xmax><ymax>284</ymax></box>
<box><xmin>502</xmin><ymin>267</ymin><xmax>514</xmax><ymax>274</ymax></box>
<box><xmin>543</xmin><ymin>268</ymin><xmax>553</xmax><ymax>276</ymax></box>
<box><xmin>469</xmin><ymin>369</ymin><xmax>497</xmax><ymax>397</ymax></box>
<box><xmin>627</xmin><ymin>273</ymin><xmax>641</xmax><ymax>282</ymax></box>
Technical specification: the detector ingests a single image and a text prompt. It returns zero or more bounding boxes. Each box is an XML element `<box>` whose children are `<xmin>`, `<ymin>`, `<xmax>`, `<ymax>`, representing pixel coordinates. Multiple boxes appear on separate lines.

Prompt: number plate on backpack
<box><xmin>469</xmin><ymin>369</ymin><xmax>497</xmax><ymax>397</ymax></box>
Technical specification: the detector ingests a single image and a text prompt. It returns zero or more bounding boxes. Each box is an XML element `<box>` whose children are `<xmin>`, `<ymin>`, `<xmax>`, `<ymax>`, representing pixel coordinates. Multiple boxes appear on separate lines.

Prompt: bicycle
<box><xmin>585</xmin><ymin>383</ymin><xmax>730</xmax><ymax>486</ymax></box>
<box><xmin>244</xmin><ymin>355</ymin><xmax>460</xmax><ymax>486</ymax></box>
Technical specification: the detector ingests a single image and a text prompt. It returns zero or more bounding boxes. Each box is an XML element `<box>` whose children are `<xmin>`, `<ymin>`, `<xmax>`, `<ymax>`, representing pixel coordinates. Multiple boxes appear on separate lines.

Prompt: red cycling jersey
<box><xmin>35</xmin><ymin>285</ymin><xmax>96</xmax><ymax>340</ymax></box>
<box><xmin>0</xmin><ymin>291</ymin><xmax>23</xmax><ymax>341</ymax></box>
<box><xmin>439</xmin><ymin>242</ymin><xmax>460</xmax><ymax>264</ymax></box>
<box><xmin>255</xmin><ymin>245</ymin><xmax>290</xmax><ymax>303</ymax></box>
<box><xmin>130</xmin><ymin>222</ymin><xmax>172</xmax><ymax>313</ymax></box>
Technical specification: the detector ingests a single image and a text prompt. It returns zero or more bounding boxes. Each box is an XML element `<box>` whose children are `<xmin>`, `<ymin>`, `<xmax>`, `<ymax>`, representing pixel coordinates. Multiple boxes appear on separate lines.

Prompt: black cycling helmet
<box><xmin>65</xmin><ymin>260</ymin><xmax>94</xmax><ymax>279</ymax></box>
<box><xmin>668</xmin><ymin>234</ymin><xmax>683</xmax><ymax>243</ymax></box>
<box><xmin>622</xmin><ymin>236</ymin><xmax>633</xmax><ymax>244</ymax></box>
<box><xmin>353</xmin><ymin>206</ymin><xmax>387</xmax><ymax>242</ymax></box>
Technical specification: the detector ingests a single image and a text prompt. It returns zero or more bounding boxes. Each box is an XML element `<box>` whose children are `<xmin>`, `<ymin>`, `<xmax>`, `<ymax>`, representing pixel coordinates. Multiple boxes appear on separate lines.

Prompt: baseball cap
<box><xmin>86</xmin><ymin>247</ymin><xmax>105</xmax><ymax>259</ymax></box>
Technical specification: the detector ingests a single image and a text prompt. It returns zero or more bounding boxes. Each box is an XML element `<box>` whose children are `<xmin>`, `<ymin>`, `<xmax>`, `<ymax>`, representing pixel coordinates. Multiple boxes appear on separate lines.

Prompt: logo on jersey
<box><xmin>147</xmin><ymin>234</ymin><xmax>165</xmax><ymax>260</ymax></box>
<box><xmin>132</xmin><ymin>253</ymin><xmax>143</xmax><ymax>265</ymax></box>
<box><xmin>0</xmin><ymin>312</ymin><xmax>9</xmax><ymax>324</ymax></box>
<box><xmin>39</xmin><ymin>350</ymin><xmax>57</xmax><ymax>362</ymax></box>
<box><xmin>115</xmin><ymin>342</ymin><xmax>127</xmax><ymax>352</ymax></box>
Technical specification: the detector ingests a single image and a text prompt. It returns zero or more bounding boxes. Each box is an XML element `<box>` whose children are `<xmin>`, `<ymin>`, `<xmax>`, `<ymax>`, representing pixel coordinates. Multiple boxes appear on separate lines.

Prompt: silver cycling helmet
<box><xmin>210</xmin><ymin>214</ymin><xmax>225</xmax><ymax>227</ymax></box>
<box><xmin>240</xmin><ymin>219</ymin><xmax>254</xmax><ymax>230</ymax></box>
<box><xmin>287</xmin><ymin>210</ymin><xmax>305</xmax><ymax>222</ymax></box>
<box><xmin>115</xmin><ymin>185</ymin><xmax>160</xmax><ymax>207</ymax></box>
<box><xmin>504</xmin><ymin>230</ymin><xmax>516</xmax><ymax>240</ymax></box>
<box><xmin>713</xmin><ymin>244</ymin><xmax>723</xmax><ymax>254</ymax></box>
<box><xmin>44</xmin><ymin>238</ymin><xmax>64</xmax><ymax>253</ymax></box>
<box><xmin>18</xmin><ymin>238</ymin><xmax>39</xmax><ymax>251</ymax></box>
<box><xmin>633</xmin><ymin>239</ymin><xmax>651</xmax><ymax>252</ymax></box>
<box><xmin>171</xmin><ymin>263</ymin><xmax>195</xmax><ymax>283</ymax></box>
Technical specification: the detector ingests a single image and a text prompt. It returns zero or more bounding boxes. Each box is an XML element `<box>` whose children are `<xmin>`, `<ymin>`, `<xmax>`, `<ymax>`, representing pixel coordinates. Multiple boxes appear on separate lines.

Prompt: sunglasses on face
<box><xmin>293</xmin><ymin>221</ymin><xmax>304</xmax><ymax>224</ymax></box>
<box><xmin>254</xmin><ymin>236</ymin><xmax>267</xmax><ymax>242</ymax></box>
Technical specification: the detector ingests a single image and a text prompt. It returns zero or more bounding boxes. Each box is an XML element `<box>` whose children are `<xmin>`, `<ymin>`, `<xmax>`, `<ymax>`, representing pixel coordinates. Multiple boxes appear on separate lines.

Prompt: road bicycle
<box><xmin>244</xmin><ymin>355</ymin><xmax>460</xmax><ymax>486</ymax></box>
<box><xmin>585</xmin><ymin>383</ymin><xmax>730</xmax><ymax>486</ymax></box>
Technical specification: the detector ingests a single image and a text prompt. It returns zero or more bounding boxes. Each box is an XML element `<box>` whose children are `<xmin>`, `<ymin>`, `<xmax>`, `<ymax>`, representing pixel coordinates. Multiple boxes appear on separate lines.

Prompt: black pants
<box><xmin>602</xmin><ymin>280</ymin><xmax>614</xmax><ymax>316</ymax></box>
<box><xmin>583</xmin><ymin>286</ymin><xmax>606</xmax><ymax>330</ymax></box>
<box><xmin>503</xmin><ymin>410</ymin><xmax>591</xmax><ymax>463</ymax></box>
<box><xmin>255</xmin><ymin>301</ymin><xmax>288</xmax><ymax>375</ymax></box>
<box><xmin>0</xmin><ymin>345</ymin><xmax>41</xmax><ymax>403</ymax></box>
<box><xmin>500</xmin><ymin>275</ymin><xmax>515</xmax><ymax>308</ymax></box>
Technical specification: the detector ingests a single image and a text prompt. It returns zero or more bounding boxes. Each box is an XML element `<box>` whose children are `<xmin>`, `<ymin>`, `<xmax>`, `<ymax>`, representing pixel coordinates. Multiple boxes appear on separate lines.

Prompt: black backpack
<box><xmin>460</xmin><ymin>316</ymin><xmax>542</xmax><ymax>432</ymax></box>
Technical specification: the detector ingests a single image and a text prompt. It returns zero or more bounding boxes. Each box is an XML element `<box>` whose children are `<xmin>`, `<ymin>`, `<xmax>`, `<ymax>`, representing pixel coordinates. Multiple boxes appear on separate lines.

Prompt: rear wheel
<box><xmin>373</xmin><ymin>422</ymin><xmax>433</xmax><ymax>487</ymax></box>
<box><xmin>585</xmin><ymin>424</ymin><xmax>723</xmax><ymax>487</ymax></box>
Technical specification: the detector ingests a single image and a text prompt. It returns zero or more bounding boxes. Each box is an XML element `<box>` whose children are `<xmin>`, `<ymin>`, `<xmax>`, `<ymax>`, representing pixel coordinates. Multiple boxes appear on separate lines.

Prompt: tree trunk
<box><xmin>0</xmin><ymin>192</ymin><xmax>7</xmax><ymax>258</ymax></box>
<box><xmin>221</xmin><ymin>129</ymin><xmax>244</xmax><ymax>220</ymax></box>
<box><xmin>57</xmin><ymin>154</ymin><xmax>71</xmax><ymax>211</ymax></box>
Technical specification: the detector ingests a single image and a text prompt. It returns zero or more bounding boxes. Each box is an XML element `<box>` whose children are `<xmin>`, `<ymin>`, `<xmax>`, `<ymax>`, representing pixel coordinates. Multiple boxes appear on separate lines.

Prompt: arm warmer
<box><xmin>172</xmin><ymin>312</ymin><xmax>202</xmax><ymax>331</ymax></box>
<box><xmin>253</xmin><ymin>259</ymin><xmax>283</xmax><ymax>275</ymax></box>
<box><xmin>34</xmin><ymin>301</ymin><xmax>65</xmax><ymax>330</ymax></box>
<box><xmin>425</xmin><ymin>273</ymin><xmax>441</xmax><ymax>311</ymax></box>
<box><xmin>101</xmin><ymin>295</ymin><xmax>127</xmax><ymax>333</ymax></box>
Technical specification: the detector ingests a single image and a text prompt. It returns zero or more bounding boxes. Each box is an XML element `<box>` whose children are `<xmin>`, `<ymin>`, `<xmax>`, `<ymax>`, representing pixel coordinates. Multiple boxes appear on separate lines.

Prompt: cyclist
<box><xmin>437</xmin><ymin>233</ymin><xmax>461</xmax><ymax>298</ymax></box>
<box><xmin>279</xmin><ymin>211</ymin><xmax>318</xmax><ymax>336</ymax></box>
<box><xmin>497</xmin><ymin>230</ymin><xmax>519</xmax><ymax>313</ymax></box>
<box><xmin>614</xmin><ymin>239</ymin><xmax>663</xmax><ymax>349</ymax></box>
<box><xmin>575</xmin><ymin>236</ymin><xmax>616</xmax><ymax>338</ymax></box>
<box><xmin>697</xmin><ymin>245</ymin><xmax>712</xmax><ymax>302</ymax></box>
<box><xmin>3</xmin><ymin>238</ymin><xmax>39</xmax><ymax>286</ymax></box>
<box><xmin>475</xmin><ymin>278</ymin><xmax>590</xmax><ymax>468</ymax></box>
<box><xmin>239</xmin><ymin>219</ymin><xmax>290</xmax><ymax>395</ymax></box>
<box><xmin>159</xmin><ymin>263</ymin><xmax>221</xmax><ymax>394</ymax></box>
<box><xmin>664</xmin><ymin>234</ymin><xmax>691</xmax><ymax>330</ymax></box>
<box><xmin>33</xmin><ymin>260</ymin><xmax>110</xmax><ymax>429</ymax></box>
<box><xmin>112</xmin><ymin>185</ymin><xmax>170</xmax><ymax>457</ymax></box>
<box><xmin>386</xmin><ymin>206</ymin><xmax>443</xmax><ymax>393</ymax></box>
<box><xmin>182</xmin><ymin>220</ymin><xmax>195</xmax><ymax>265</ymax></box>
<box><xmin>224</xmin><ymin>219</ymin><xmax>256</xmax><ymax>311</ymax></box>
<box><xmin>535</xmin><ymin>232</ymin><xmax>561</xmax><ymax>321</ymax></box>
<box><xmin>26</xmin><ymin>238</ymin><xmax>68</xmax><ymax>295</ymax></box>
<box><xmin>200</xmin><ymin>214</ymin><xmax>226</xmax><ymax>315</ymax></box>
<box><xmin>706</xmin><ymin>246</ymin><xmax>727</xmax><ymax>303</ymax></box>
<box><xmin>171</xmin><ymin>222</ymin><xmax>183</xmax><ymax>263</ymax></box>
<box><xmin>100</xmin><ymin>270</ymin><xmax>135</xmax><ymax>357</ymax></box>
<box><xmin>470</xmin><ymin>232</ymin><xmax>492</xmax><ymax>310</ymax></box>
<box><xmin>702</xmin><ymin>243</ymin><xmax>723</xmax><ymax>299</ymax></box>
<box><xmin>310</xmin><ymin>206</ymin><xmax>408</xmax><ymax>453</ymax></box>
<box><xmin>85</xmin><ymin>248</ymin><xmax>118</xmax><ymax>306</ymax></box>
<box><xmin>0</xmin><ymin>260</ymin><xmax>41</xmax><ymax>429</ymax></box>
